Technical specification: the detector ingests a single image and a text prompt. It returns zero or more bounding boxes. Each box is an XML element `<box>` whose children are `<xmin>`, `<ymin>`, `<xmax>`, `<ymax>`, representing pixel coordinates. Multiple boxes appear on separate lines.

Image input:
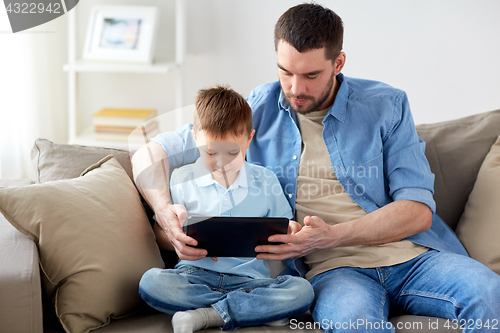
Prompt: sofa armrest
<box><xmin>0</xmin><ymin>212</ymin><xmax>43</xmax><ymax>333</ymax></box>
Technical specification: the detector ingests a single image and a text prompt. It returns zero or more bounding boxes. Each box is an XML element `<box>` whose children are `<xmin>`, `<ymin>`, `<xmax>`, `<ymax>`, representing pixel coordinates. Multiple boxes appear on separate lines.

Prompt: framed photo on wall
<box><xmin>83</xmin><ymin>5</ymin><xmax>159</xmax><ymax>63</ymax></box>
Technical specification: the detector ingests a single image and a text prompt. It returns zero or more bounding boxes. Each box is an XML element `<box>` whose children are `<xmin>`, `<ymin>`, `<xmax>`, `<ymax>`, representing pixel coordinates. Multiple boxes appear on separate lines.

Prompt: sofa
<box><xmin>1</xmin><ymin>109</ymin><xmax>500</xmax><ymax>333</ymax></box>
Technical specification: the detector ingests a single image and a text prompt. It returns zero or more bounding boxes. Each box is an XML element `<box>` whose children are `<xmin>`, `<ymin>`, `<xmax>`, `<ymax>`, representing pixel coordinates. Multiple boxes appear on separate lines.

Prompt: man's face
<box><xmin>277</xmin><ymin>40</ymin><xmax>340</xmax><ymax>114</ymax></box>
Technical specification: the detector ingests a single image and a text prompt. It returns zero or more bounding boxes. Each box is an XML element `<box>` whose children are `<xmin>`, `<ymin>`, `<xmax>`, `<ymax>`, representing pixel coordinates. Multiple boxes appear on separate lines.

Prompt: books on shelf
<box><xmin>92</xmin><ymin>108</ymin><xmax>156</xmax><ymax>127</ymax></box>
<box><xmin>92</xmin><ymin>108</ymin><xmax>159</xmax><ymax>142</ymax></box>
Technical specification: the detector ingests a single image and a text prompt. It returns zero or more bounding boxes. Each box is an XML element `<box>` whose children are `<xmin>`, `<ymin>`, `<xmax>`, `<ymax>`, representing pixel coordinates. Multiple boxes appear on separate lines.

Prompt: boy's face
<box><xmin>192</xmin><ymin>129</ymin><xmax>255</xmax><ymax>184</ymax></box>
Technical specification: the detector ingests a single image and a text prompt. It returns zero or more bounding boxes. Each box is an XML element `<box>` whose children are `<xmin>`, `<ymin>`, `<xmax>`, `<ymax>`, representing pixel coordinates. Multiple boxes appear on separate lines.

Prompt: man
<box><xmin>132</xmin><ymin>4</ymin><xmax>500</xmax><ymax>332</ymax></box>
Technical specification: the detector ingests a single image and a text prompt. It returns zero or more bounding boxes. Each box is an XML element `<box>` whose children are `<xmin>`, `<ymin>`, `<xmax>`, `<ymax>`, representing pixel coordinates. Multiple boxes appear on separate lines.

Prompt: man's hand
<box><xmin>255</xmin><ymin>200</ymin><xmax>432</xmax><ymax>261</ymax></box>
<box><xmin>287</xmin><ymin>220</ymin><xmax>302</xmax><ymax>234</ymax></box>
<box><xmin>255</xmin><ymin>216</ymin><xmax>333</xmax><ymax>260</ymax></box>
<box><xmin>155</xmin><ymin>204</ymin><xmax>208</xmax><ymax>261</ymax></box>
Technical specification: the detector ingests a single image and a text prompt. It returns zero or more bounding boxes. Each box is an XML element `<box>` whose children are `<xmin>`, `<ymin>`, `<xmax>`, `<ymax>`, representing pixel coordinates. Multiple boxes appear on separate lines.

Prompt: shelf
<box><xmin>63</xmin><ymin>59</ymin><xmax>177</xmax><ymax>74</ymax></box>
<box><xmin>69</xmin><ymin>126</ymin><xmax>149</xmax><ymax>152</ymax></box>
<box><xmin>65</xmin><ymin>0</ymin><xmax>186</xmax><ymax>145</ymax></box>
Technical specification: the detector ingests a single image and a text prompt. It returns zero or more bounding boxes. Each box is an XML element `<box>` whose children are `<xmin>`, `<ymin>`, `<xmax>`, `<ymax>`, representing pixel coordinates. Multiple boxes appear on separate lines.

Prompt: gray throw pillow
<box><xmin>31</xmin><ymin>138</ymin><xmax>133</xmax><ymax>183</ymax></box>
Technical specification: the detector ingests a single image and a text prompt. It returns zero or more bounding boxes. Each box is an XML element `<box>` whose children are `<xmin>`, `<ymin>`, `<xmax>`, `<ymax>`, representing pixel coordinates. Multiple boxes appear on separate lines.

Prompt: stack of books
<box><xmin>92</xmin><ymin>108</ymin><xmax>159</xmax><ymax>142</ymax></box>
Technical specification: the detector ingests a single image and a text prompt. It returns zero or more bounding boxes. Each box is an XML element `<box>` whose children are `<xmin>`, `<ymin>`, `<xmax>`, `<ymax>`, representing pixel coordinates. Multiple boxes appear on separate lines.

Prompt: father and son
<box><xmin>132</xmin><ymin>3</ymin><xmax>500</xmax><ymax>333</ymax></box>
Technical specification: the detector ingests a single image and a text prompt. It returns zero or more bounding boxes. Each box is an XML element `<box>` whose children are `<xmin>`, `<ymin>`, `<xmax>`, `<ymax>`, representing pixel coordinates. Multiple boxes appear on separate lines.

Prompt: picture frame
<box><xmin>83</xmin><ymin>5</ymin><xmax>159</xmax><ymax>63</ymax></box>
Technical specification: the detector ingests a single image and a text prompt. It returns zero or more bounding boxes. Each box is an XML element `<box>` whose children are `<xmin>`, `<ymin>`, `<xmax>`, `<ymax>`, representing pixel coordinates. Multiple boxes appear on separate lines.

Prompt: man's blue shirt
<box><xmin>151</xmin><ymin>73</ymin><xmax>468</xmax><ymax>262</ymax></box>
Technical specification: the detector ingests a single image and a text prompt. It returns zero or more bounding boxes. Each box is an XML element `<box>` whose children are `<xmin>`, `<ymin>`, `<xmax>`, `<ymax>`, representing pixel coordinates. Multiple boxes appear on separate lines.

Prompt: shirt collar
<box><xmin>192</xmin><ymin>157</ymin><xmax>248</xmax><ymax>189</ymax></box>
<box><xmin>278</xmin><ymin>73</ymin><xmax>349</xmax><ymax>124</ymax></box>
<box><xmin>327</xmin><ymin>73</ymin><xmax>348</xmax><ymax>123</ymax></box>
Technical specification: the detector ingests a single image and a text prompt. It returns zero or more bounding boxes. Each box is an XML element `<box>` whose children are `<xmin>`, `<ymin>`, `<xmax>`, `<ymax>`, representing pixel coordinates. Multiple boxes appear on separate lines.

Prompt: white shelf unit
<box><xmin>63</xmin><ymin>0</ymin><xmax>186</xmax><ymax>152</ymax></box>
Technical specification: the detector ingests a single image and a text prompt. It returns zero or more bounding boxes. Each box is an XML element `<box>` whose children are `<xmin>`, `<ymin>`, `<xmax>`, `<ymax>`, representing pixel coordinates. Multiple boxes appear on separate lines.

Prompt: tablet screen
<box><xmin>183</xmin><ymin>216</ymin><xmax>289</xmax><ymax>257</ymax></box>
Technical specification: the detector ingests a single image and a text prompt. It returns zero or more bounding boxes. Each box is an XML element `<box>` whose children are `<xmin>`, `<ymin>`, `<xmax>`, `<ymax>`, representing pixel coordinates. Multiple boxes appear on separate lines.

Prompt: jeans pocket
<box><xmin>271</xmin><ymin>275</ymin><xmax>287</xmax><ymax>285</ymax></box>
<box><xmin>177</xmin><ymin>265</ymin><xmax>204</xmax><ymax>275</ymax></box>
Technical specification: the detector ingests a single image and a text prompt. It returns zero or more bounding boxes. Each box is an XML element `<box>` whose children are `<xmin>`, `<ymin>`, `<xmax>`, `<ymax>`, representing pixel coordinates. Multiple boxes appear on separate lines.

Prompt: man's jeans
<box><xmin>309</xmin><ymin>250</ymin><xmax>500</xmax><ymax>332</ymax></box>
<box><xmin>139</xmin><ymin>265</ymin><xmax>314</xmax><ymax>331</ymax></box>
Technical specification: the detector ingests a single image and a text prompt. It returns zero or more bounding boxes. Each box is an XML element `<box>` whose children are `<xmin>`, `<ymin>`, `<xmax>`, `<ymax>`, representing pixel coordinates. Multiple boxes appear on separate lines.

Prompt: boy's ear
<box><xmin>191</xmin><ymin>129</ymin><xmax>197</xmax><ymax>140</ymax></box>
<box><xmin>247</xmin><ymin>129</ymin><xmax>255</xmax><ymax>147</ymax></box>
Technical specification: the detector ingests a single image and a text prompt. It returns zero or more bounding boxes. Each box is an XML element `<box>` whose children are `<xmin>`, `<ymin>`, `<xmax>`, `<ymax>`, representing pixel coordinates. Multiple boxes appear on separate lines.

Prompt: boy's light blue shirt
<box><xmin>151</xmin><ymin>73</ymin><xmax>468</xmax><ymax>265</ymax></box>
<box><xmin>170</xmin><ymin>158</ymin><xmax>293</xmax><ymax>279</ymax></box>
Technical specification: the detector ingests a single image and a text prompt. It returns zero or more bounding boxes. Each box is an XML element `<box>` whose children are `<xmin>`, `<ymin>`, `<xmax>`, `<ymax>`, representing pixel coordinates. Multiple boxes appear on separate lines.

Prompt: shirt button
<box><xmin>288</xmin><ymin>193</ymin><xmax>293</xmax><ymax>198</ymax></box>
<box><xmin>293</xmin><ymin>155</ymin><xmax>297</xmax><ymax>160</ymax></box>
<box><xmin>224</xmin><ymin>196</ymin><xmax>228</xmax><ymax>200</ymax></box>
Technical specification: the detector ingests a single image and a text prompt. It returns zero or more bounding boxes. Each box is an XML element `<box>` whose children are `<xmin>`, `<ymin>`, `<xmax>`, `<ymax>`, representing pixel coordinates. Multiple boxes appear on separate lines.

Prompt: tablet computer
<box><xmin>182</xmin><ymin>216</ymin><xmax>289</xmax><ymax>257</ymax></box>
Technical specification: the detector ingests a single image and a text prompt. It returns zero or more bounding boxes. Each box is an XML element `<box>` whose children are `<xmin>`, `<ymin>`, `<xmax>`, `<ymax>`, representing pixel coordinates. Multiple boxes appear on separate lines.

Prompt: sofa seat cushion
<box><xmin>45</xmin><ymin>308</ymin><xmax>460</xmax><ymax>333</ymax></box>
<box><xmin>0</xmin><ymin>156</ymin><xmax>164</xmax><ymax>333</ymax></box>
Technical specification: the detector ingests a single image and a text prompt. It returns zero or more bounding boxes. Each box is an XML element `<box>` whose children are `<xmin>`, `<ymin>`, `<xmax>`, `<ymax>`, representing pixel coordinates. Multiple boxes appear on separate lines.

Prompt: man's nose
<box><xmin>291</xmin><ymin>76</ymin><xmax>306</xmax><ymax>97</ymax></box>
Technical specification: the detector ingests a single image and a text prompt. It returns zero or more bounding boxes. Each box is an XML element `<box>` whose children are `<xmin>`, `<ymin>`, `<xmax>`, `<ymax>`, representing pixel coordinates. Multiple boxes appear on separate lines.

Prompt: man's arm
<box><xmin>256</xmin><ymin>200</ymin><xmax>432</xmax><ymax>260</ymax></box>
<box><xmin>131</xmin><ymin>142</ymin><xmax>207</xmax><ymax>260</ymax></box>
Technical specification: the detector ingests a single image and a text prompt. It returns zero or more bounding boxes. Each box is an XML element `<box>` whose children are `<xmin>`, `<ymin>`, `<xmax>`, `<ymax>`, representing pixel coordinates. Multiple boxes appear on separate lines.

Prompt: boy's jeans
<box><xmin>139</xmin><ymin>265</ymin><xmax>314</xmax><ymax>331</ymax></box>
<box><xmin>309</xmin><ymin>250</ymin><xmax>500</xmax><ymax>332</ymax></box>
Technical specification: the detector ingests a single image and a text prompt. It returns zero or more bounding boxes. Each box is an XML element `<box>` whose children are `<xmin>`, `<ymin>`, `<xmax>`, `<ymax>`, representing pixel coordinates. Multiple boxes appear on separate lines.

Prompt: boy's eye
<box><xmin>229</xmin><ymin>151</ymin><xmax>239</xmax><ymax>156</ymax></box>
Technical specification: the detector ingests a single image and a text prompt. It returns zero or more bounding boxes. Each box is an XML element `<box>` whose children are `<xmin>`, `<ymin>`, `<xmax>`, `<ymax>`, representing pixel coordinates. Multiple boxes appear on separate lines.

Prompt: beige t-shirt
<box><xmin>295</xmin><ymin>109</ymin><xmax>428</xmax><ymax>280</ymax></box>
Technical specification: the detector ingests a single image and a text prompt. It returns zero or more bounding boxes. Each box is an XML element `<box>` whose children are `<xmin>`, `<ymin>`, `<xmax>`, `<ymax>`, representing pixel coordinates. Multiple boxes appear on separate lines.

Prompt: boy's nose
<box><xmin>214</xmin><ymin>156</ymin><xmax>226</xmax><ymax>168</ymax></box>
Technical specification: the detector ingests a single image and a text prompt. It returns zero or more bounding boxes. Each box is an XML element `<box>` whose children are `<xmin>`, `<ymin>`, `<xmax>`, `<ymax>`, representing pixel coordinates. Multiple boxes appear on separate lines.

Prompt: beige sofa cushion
<box><xmin>0</xmin><ymin>156</ymin><xmax>164</xmax><ymax>333</ymax></box>
<box><xmin>31</xmin><ymin>138</ymin><xmax>133</xmax><ymax>183</ymax></box>
<box><xmin>455</xmin><ymin>136</ymin><xmax>500</xmax><ymax>274</ymax></box>
<box><xmin>416</xmin><ymin>109</ymin><xmax>500</xmax><ymax>230</ymax></box>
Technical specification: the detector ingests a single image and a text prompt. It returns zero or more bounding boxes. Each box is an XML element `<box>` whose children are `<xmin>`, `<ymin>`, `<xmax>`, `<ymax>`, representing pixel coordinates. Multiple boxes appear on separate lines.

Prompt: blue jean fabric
<box><xmin>309</xmin><ymin>250</ymin><xmax>500</xmax><ymax>332</ymax></box>
<box><xmin>139</xmin><ymin>266</ymin><xmax>314</xmax><ymax>331</ymax></box>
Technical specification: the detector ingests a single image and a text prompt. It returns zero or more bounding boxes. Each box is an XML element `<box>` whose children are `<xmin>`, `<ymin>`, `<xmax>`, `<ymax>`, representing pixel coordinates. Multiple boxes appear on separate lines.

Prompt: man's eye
<box><xmin>306</xmin><ymin>75</ymin><xmax>318</xmax><ymax>80</ymax></box>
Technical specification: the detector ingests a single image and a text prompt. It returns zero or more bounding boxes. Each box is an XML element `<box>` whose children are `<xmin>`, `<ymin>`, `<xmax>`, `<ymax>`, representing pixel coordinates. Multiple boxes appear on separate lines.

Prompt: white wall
<box><xmin>72</xmin><ymin>0</ymin><xmax>500</xmax><ymax>133</ymax></box>
<box><xmin>3</xmin><ymin>0</ymin><xmax>500</xmax><ymax>161</ymax></box>
<box><xmin>1</xmin><ymin>0</ymin><xmax>499</xmax><ymax>178</ymax></box>
<box><xmin>181</xmin><ymin>0</ymin><xmax>500</xmax><ymax>125</ymax></box>
<box><xmin>0</xmin><ymin>11</ymin><xmax>67</xmax><ymax>179</ymax></box>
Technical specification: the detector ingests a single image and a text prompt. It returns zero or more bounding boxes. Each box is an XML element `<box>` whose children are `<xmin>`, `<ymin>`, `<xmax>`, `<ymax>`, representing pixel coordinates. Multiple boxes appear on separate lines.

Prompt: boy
<box><xmin>139</xmin><ymin>85</ymin><xmax>314</xmax><ymax>333</ymax></box>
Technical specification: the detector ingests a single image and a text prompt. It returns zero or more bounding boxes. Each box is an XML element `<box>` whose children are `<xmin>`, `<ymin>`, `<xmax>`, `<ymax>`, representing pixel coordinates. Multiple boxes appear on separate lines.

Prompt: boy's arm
<box><xmin>131</xmin><ymin>142</ymin><xmax>207</xmax><ymax>260</ymax></box>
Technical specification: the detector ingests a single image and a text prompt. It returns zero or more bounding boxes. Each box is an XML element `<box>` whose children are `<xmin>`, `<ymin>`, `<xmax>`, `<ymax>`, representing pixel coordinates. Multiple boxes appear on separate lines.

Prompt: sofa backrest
<box><xmin>30</xmin><ymin>110</ymin><xmax>500</xmax><ymax>232</ymax></box>
<box><xmin>416</xmin><ymin>109</ymin><xmax>500</xmax><ymax>230</ymax></box>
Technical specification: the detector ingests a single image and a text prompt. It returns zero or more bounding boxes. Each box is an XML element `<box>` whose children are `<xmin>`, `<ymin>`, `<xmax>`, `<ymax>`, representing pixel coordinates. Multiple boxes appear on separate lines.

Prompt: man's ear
<box><xmin>334</xmin><ymin>52</ymin><xmax>346</xmax><ymax>75</ymax></box>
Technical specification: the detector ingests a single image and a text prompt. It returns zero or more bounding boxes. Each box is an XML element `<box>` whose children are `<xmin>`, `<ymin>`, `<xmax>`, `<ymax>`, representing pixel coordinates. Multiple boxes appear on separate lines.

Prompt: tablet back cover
<box><xmin>183</xmin><ymin>216</ymin><xmax>288</xmax><ymax>257</ymax></box>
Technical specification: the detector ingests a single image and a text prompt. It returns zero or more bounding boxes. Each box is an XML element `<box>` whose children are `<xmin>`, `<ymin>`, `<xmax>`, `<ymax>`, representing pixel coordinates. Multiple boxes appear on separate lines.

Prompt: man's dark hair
<box><xmin>274</xmin><ymin>3</ymin><xmax>344</xmax><ymax>61</ymax></box>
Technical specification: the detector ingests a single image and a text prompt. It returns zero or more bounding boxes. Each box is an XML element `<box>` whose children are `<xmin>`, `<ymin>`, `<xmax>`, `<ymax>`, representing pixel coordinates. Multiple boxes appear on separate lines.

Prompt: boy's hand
<box><xmin>156</xmin><ymin>204</ymin><xmax>208</xmax><ymax>261</ymax></box>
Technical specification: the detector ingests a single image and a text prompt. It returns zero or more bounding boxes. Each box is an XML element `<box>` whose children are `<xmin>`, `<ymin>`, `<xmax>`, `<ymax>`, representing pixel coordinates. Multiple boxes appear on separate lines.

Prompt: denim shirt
<box><xmin>151</xmin><ymin>74</ymin><xmax>468</xmax><ymax>271</ymax></box>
